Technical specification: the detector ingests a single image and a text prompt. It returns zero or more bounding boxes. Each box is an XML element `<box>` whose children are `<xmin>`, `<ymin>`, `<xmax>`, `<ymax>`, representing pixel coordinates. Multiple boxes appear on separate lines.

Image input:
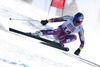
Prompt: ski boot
<box><xmin>31</xmin><ymin>31</ymin><xmax>43</xmax><ymax>37</ymax></box>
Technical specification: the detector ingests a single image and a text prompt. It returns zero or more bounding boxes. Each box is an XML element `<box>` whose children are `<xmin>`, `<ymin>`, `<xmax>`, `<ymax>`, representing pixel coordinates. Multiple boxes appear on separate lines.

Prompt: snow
<box><xmin>0</xmin><ymin>0</ymin><xmax>100</xmax><ymax>67</ymax></box>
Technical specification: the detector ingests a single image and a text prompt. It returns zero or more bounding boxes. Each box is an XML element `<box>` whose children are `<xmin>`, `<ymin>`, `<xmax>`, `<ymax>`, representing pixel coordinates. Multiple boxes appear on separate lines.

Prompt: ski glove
<box><xmin>41</xmin><ymin>19</ymin><xmax>48</xmax><ymax>26</ymax></box>
<box><xmin>74</xmin><ymin>48</ymin><xmax>81</xmax><ymax>55</ymax></box>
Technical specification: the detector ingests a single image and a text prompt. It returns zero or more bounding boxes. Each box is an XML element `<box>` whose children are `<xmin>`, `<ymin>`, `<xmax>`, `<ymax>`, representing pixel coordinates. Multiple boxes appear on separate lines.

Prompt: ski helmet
<box><xmin>74</xmin><ymin>12</ymin><xmax>84</xmax><ymax>24</ymax></box>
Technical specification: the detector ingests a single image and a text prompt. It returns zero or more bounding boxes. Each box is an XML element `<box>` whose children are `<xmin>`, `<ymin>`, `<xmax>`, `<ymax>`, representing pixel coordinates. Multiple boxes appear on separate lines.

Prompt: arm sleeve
<box><xmin>48</xmin><ymin>15</ymin><xmax>70</xmax><ymax>23</ymax></box>
<box><xmin>78</xmin><ymin>28</ymin><xmax>85</xmax><ymax>49</ymax></box>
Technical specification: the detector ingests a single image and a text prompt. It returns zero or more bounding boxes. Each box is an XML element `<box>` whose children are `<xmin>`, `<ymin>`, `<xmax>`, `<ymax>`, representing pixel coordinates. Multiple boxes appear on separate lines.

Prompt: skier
<box><xmin>33</xmin><ymin>12</ymin><xmax>85</xmax><ymax>55</ymax></box>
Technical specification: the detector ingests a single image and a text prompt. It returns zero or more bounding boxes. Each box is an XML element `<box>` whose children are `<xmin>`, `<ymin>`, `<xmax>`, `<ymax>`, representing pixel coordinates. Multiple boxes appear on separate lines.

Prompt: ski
<box><xmin>9</xmin><ymin>28</ymin><xmax>69</xmax><ymax>51</ymax></box>
<box><xmin>9</xmin><ymin>28</ymin><xmax>100</xmax><ymax>67</ymax></box>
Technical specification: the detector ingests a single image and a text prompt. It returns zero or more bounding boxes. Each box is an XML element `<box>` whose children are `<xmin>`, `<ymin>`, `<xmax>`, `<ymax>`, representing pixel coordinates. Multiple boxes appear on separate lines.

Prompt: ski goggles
<box><xmin>74</xmin><ymin>19</ymin><xmax>82</xmax><ymax>24</ymax></box>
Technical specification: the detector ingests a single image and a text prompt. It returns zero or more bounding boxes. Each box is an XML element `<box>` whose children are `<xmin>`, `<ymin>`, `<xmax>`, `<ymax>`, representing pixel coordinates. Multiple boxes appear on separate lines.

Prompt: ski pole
<box><xmin>9</xmin><ymin>18</ymin><xmax>40</xmax><ymax>22</ymax></box>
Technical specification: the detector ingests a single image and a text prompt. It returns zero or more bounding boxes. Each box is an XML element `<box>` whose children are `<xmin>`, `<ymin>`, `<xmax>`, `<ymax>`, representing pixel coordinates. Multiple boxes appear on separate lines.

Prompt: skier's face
<box><xmin>74</xmin><ymin>20</ymin><xmax>82</xmax><ymax>26</ymax></box>
<box><xmin>74</xmin><ymin>16</ymin><xmax>83</xmax><ymax>26</ymax></box>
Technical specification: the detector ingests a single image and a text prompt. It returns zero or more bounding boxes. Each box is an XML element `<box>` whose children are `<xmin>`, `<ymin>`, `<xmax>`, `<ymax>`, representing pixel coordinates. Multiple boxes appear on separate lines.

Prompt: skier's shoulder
<box><xmin>78</xmin><ymin>24</ymin><xmax>84</xmax><ymax>32</ymax></box>
<box><xmin>78</xmin><ymin>24</ymin><xmax>83</xmax><ymax>28</ymax></box>
<box><xmin>63</xmin><ymin>15</ymin><xmax>74</xmax><ymax>21</ymax></box>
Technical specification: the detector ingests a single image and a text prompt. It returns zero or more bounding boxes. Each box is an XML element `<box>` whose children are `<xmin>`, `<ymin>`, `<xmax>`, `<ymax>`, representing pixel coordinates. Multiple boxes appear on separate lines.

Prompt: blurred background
<box><xmin>18</xmin><ymin>0</ymin><xmax>100</xmax><ymax>32</ymax></box>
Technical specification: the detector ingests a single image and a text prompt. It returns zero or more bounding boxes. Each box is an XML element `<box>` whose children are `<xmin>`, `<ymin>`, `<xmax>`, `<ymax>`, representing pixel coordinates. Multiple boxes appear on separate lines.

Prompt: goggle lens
<box><xmin>74</xmin><ymin>20</ymin><xmax>82</xmax><ymax>24</ymax></box>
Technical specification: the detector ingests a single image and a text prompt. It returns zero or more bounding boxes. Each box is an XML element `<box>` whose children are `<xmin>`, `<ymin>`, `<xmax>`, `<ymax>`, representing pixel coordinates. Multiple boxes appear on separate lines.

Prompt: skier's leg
<box><xmin>59</xmin><ymin>35</ymin><xmax>77</xmax><ymax>44</ymax></box>
<box><xmin>31</xmin><ymin>29</ymin><xmax>55</xmax><ymax>36</ymax></box>
<box><xmin>41</xmin><ymin>29</ymin><xmax>58</xmax><ymax>35</ymax></box>
<box><xmin>31</xmin><ymin>29</ymin><xmax>58</xmax><ymax>37</ymax></box>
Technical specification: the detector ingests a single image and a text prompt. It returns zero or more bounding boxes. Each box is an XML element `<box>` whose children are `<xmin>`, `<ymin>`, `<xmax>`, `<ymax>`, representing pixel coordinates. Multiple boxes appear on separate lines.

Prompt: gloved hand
<box><xmin>41</xmin><ymin>19</ymin><xmax>48</xmax><ymax>26</ymax></box>
<box><xmin>74</xmin><ymin>48</ymin><xmax>81</xmax><ymax>56</ymax></box>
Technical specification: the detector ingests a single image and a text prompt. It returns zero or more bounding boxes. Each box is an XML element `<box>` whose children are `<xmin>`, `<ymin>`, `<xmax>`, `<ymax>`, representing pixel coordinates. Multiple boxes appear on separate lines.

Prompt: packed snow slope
<box><xmin>0</xmin><ymin>0</ymin><xmax>100</xmax><ymax>67</ymax></box>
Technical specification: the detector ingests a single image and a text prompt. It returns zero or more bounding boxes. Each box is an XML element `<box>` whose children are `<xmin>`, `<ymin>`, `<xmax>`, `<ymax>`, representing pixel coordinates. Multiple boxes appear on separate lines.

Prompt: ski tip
<box><xmin>64</xmin><ymin>47</ymin><xmax>69</xmax><ymax>51</ymax></box>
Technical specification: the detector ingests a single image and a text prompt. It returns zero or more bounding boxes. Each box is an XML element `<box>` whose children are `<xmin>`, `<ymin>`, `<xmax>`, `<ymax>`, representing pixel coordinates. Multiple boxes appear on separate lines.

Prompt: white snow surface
<box><xmin>0</xmin><ymin>0</ymin><xmax>100</xmax><ymax>67</ymax></box>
